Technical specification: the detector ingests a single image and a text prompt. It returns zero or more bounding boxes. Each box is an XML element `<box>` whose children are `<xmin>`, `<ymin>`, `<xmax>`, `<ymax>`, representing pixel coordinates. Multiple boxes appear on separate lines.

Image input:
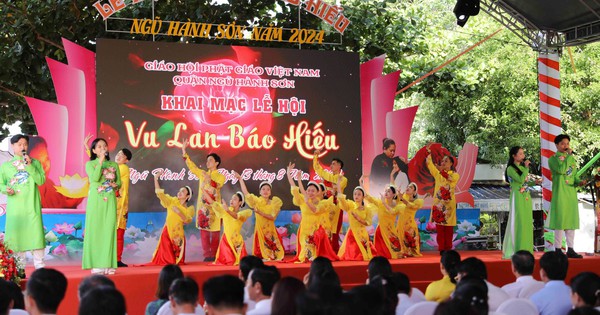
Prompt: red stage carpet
<box><xmin>20</xmin><ymin>251</ymin><xmax>599</xmax><ymax>315</ymax></box>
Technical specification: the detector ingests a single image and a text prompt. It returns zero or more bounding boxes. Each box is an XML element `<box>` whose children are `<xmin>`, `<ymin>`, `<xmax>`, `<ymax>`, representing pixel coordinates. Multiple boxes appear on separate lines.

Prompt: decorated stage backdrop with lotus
<box><xmin>0</xmin><ymin>39</ymin><xmax>481</xmax><ymax>263</ymax></box>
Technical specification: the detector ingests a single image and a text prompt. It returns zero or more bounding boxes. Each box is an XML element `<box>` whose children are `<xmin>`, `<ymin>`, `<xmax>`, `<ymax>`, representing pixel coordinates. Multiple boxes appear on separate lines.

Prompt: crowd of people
<box><xmin>1</xmin><ymin>251</ymin><xmax>598</xmax><ymax>315</ymax></box>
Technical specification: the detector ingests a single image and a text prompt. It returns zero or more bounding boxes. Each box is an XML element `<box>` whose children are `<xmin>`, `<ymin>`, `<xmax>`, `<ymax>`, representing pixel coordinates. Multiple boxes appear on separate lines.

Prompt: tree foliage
<box><xmin>0</xmin><ymin>0</ymin><xmax>598</xmax><ymax>169</ymax></box>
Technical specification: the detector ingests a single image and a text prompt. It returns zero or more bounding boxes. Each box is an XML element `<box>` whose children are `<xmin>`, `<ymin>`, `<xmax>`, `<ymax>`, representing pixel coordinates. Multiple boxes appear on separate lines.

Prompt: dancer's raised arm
<box><xmin>286</xmin><ymin>162</ymin><xmax>297</xmax><ymax>187</ymax></box>
<box><xmin>233</xmin><ymin>171</ymin><xmax>250</xmax><ymax>196</ymax></box>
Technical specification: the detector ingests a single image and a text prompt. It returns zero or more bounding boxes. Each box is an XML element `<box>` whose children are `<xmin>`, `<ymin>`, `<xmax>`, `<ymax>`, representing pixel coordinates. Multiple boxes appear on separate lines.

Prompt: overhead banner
<box><xmin>96</xmin><ymin>39</ymin><xmax>361</xmax><ymax>211</ymax></box>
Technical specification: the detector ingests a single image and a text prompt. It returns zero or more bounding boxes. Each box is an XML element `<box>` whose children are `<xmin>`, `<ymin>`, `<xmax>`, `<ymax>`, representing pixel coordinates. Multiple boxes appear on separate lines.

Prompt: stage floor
<box><xmin>22</xmin><ymin>250</ymin><xmax>599</xmax><ymax>315</ymax></box>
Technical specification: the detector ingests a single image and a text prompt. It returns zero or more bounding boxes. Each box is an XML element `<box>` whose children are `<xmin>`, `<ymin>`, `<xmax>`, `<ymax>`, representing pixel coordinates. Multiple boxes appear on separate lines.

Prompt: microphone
<box><xmin>22</xmin><ymin>150</ymin><xmax>28</xmax><ymax>165</ymax></box>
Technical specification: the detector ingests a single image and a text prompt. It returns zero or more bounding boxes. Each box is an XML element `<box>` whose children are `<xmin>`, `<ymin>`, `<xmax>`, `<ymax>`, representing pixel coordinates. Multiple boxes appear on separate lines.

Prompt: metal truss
<box><xmin>480</xmin><ymin>0</ymin><xmax>564</xmax><ymax>53</ymax></box>
<box><xmin>481</xmin><ymin>0</ymin><xmax>600</xmax><ymax>51</ymax></box>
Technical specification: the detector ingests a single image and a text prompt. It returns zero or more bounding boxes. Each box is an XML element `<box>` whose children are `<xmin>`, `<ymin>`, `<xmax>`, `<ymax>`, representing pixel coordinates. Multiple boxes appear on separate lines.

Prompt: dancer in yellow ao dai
<box><xmin>287</xmin><ymin>163</ymin><xmax>339</xmax><ymax>262</ymax></box>
<box><xmin>336</xmin><ymin>176</ymin><xmax>375</xmax><ymax>261</ymax></box>
<box><xmin>362</xmin><ymin>176</ymin><xmax>403</xmax><ymax>259</ymax></box>
<box><xmin>208</xmin><ymin>192</ymin><xmax>252</xmax><ymax>265</ymax></box>
<box><xmin>233</xmin><ymin>171</ymin><xmax>284</xmax><ymax>261</ymax></box>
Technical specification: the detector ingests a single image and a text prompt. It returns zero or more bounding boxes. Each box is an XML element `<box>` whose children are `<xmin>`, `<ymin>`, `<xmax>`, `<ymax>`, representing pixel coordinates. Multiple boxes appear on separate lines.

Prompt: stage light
<box><xmin>453</xmin><ymin>0</ymin><xmax>480</xmax><ymax>27</ymax></box>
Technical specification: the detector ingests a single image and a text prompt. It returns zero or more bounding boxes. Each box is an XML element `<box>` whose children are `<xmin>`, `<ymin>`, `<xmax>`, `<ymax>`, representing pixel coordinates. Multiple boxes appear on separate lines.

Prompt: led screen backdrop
<box><xmin>96</xmin><ymin>39</ymin><xmax>361</xmax><ymax>212</ymax></box>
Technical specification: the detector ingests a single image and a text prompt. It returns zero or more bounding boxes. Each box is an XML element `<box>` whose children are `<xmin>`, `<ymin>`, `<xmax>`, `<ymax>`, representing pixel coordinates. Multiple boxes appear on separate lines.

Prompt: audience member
<box><xmin>271</xmin><ymin>277</ymin><xmax>306</xmax><ymax>315</ymax></box>
<box><xmin>78</xmin><ymin>275</ymin><xmax>115</xmax><ymax>300</ymax></box>
<box><xmin>246</xmin><ymin>266</ymin><xmax>281</xmax><ymax>315</ymax></box>
<box><xmin>367</xmin><ymin>256</ymin><xmax>393</xmax><ymax>283</ymax></box>
<box><xmin>166</xmin><ymin>277</ymin><xmax>201</xmax><ymax>315</ymax></box>
<box><xmin>303</xmin><ymin>257</ymin><xmax>342</xmax><ymax>303</ymax></box>
<box><xmin>369</xmin><ymin>275</ymin><xmax>399</xmax><ymax>315</ymax></box>
<box><xmin>343</xmin><ymin>285</ymin><xmax>385</xmax><ymax>315</ymax></box>
<box><xmin>501</xmin><ymin>250</ymin><xmax>544</xmax><ymax>298</ymax></box>
<box><xmin>445</xmin><ymin>275</ymin><xmax>489</xmax><ymax>315</ymax></box>
<box><xmin>567</xmin><ymin>306</ymin><xmax>600</xmax><ymax>315</ymax></box>
<box><xmin>455</xmin><ymin>257</ymin><xmax>509</xmax><ymax>311</ymax></box>
<box><xmin>304</xmin><ymin>256</ymin><xmax>335</xmax><ymax>287</ymax></box>
<box><xmin>296</xmin><ymin>291</ymin><xmax>332</xmax><ymax>315</ymax></box>
<box><xmin>306</xmin><ymin>268</ymin><xmax>342</xmax><ymax>303</ymax></box>
<box><xmin>6</xmin><ymin>281</ymin><xmax>25</xmax><ymax>310</ymax></box>
<box><xmin>530</xmin><ymin>251</ymin><xmax>572</xmax><ymax>315</ymax></box>
<box><xmin>78</xmin><ymin>286</ymin><xmax>126</xmax><ymax>315</ymax></box>
<box><xmin>203</xmin><ymin>275</ymin><xmax>245</xmax><ymax>315</ymax></box>
<box><xmin>145</xmin><ymin>264</ymin><xmax>184</xmax><ymax>315</ymax></box>
<box><xmin>425</xmin><ymin>249</ymin><xmax>460</xmax><ymax>302</ymax></box>
<box><xmin>296</xmin><ymin>258</ymin><xmax>342</xmax><ymax>315</ymax></box>
<box><xmin>570</xmin><ymin>272</ymin><xmax>600</xmax><ymax>309</ymax></box>
<box><xmin>0</xmin><ymin>280</ymin><xmax>11</xmax><ymax>315</ymax></box>
<box><xmin>393</xmin><ymin>272</ymin><xmax>417</xmax><ymax>315</ymax></box>
<box><xmin>433</xmin><ymin>300</ymin><xmax>463</xmax><ymax>315</ymax></box>
<box><xmin>238</xmin><ymin>255</ymin><xmax>264</xmax><ymax>312</ymax></box>
<box><xmin>25</xmin><ymin>268</ymin><xmax>68</xmax><ymax>315</ymax></box>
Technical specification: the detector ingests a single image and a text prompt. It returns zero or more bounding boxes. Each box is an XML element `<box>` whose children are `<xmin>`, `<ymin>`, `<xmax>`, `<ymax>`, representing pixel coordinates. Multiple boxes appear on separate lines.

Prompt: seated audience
<box><xmin>25</xmin><ymin>268</ymin><xmax>68</xmax><ymax>315</ymax></box>
<box><xmin>166</xmin><ymin>277</ymin><xmax>201</xmax><ymax>315</ymax></box>
<box><xmin>455</xmin><ymin>257</ymin><xmax>509</xmax><ymax>311</ymax></box>
<box><xmin>238</xmin><ymin>255</ymin><xmax>264</xmax><ymax>312</ymax></box>
<box><xmin>78</xmin><ymin>275</ymin><xmax>115</xmax><ymax>300</ymax></box>
<box><xmin>435</xmin><ymin>275</ymin><xmax>488</xmax><ymax>315</ymax></box>
<box><xmin>202</xmin><ymin>275</ymin><xmax>245</xmax><ymax>315</ymax></box>
<box><xmin>1</xmin><ymin>280</ymin><xmax>11</xmax><ymax>315</ymax></box>
<box><xmin>567</xmin><ymin>306</ymin><xmax>600</xmax><ymax>315</ymax></box>
<box><xmin>394</xmin><ymin>272</ymin><xmax>417</xmax><ymax>315</ymax></box>
<box><xmin>78</xmin><ymin>286</ymin><xmax>127</xmax><ymax>315</ymax></box>
<box><xmin>342</xmin><ymin>285</ymin><xmax>386</xmax><ymax>315</ymax></box>
<box><xmin>369</xmin><ymin>275</ymin><xmax>399</xmax><ymax>315</ymax></box>
<box><xmin>530</xmin><ymin>251</ymin><xmax>572</xmax><ymax>315</ymax></box>
<box><xmin>304</xmin><ymin>256</ymin><xmax>335</xmax><ymax>287</ymax></box>
<box><xmin>501</xmin><ymin>250</ymin><xmax>544</xmax><ymax>298</ymax></box>
<box><xmin>246</xmin><ymin>266</ymin><xmax>281</xmax><ymax>315</ymax></box>
<box><xmin>6</xmin><ymin>281</ymin><xmax>25</xmax><ymax>312</ymax></box>
<box><xmin>425</xmin><ymin>250</ymin><xmax>461</xmax><ymax>303</ymax></box>
<box><xmin>570</xmin><ymin>272</ymin><xmax>600</xmax><ymax>309</ymax></box>
<box><xmin>367</xmin><ymin>256</ymin><xmax>393</xmax><ymax>284</ymax></box>
<box><xmin>145</xmin><ymin>264</ymin><xmax>184</xmax><ymax>315</ymax></box>
<box><xmin>303</xmin><ymin>257</ymin><xmax>342</xmax><ymax>303</ymax></box>
<box><xmin>271</xmin><ymin>277</ymin><xmax>306</xmax><ymax>315</ymax></box>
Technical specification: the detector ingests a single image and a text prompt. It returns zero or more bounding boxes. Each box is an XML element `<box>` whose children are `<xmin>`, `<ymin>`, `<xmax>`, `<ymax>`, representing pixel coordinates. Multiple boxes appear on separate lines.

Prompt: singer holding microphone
<box><xmin>502</xmin><ymin>146</ymin><xmax>539</xmax><ymax>259</ymax></box>
<box><xmin>0</xmin><ymin>134</ymin><xmax>46</xmax><ymax>271</ymax></box>
<box><xmin>548</xmin><ymin>134</ymin><xmax>587</xmax><ymax>258</ymax></box>
<box><xmin>82</xmin><ymin>138</ymin><xmax>121</xmax><ymax>274</ymax></box>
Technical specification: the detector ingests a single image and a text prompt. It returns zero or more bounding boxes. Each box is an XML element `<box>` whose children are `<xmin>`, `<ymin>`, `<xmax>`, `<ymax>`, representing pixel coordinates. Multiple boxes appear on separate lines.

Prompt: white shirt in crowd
<box><xmin>486</xmin><ymin>280</ymin><xmax>511</xmax><ymax>311</ymax></box>
<box><xmin>396</xmin><ymin>288</ymin><xmax>426</xmax><ymax>315</ymax></box>
<box><xmin>501</xmin><ymin>275</ymin><xmax>544</xmax><ymax>299</ymax></box>
<box><xmin>156</xmin><ymin>302</ymin><xmax>205</xmax><ymax>315</ymax></box>
<box><xmin>244</xmin><ymin>287</ymin><xmax>256</xmax><ymax>312</ymax></box>
<box><xmin>246</xmin><ymin>298</ymin><xmax>272</xmax><ymax>315</ymax></box>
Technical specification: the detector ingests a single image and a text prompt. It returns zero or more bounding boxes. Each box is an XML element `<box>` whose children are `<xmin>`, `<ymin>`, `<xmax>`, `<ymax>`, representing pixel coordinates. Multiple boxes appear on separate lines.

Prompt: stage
<box><xmin>18</xmin><ymin>250</ymin><xmax>599</xmax><ymax>315</ymax></box>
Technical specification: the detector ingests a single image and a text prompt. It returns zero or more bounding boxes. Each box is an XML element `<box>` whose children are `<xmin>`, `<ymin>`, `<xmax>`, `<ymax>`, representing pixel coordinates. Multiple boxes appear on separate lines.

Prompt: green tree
<box><xmin>1</xmin><ymin>0</ymin><xmax>598</xmax><ymax>172</ymax></box>
<box><xmin>560</xmin><ymin>44</ymin><xmax>600</xmax><ymax>171</ymax></box>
